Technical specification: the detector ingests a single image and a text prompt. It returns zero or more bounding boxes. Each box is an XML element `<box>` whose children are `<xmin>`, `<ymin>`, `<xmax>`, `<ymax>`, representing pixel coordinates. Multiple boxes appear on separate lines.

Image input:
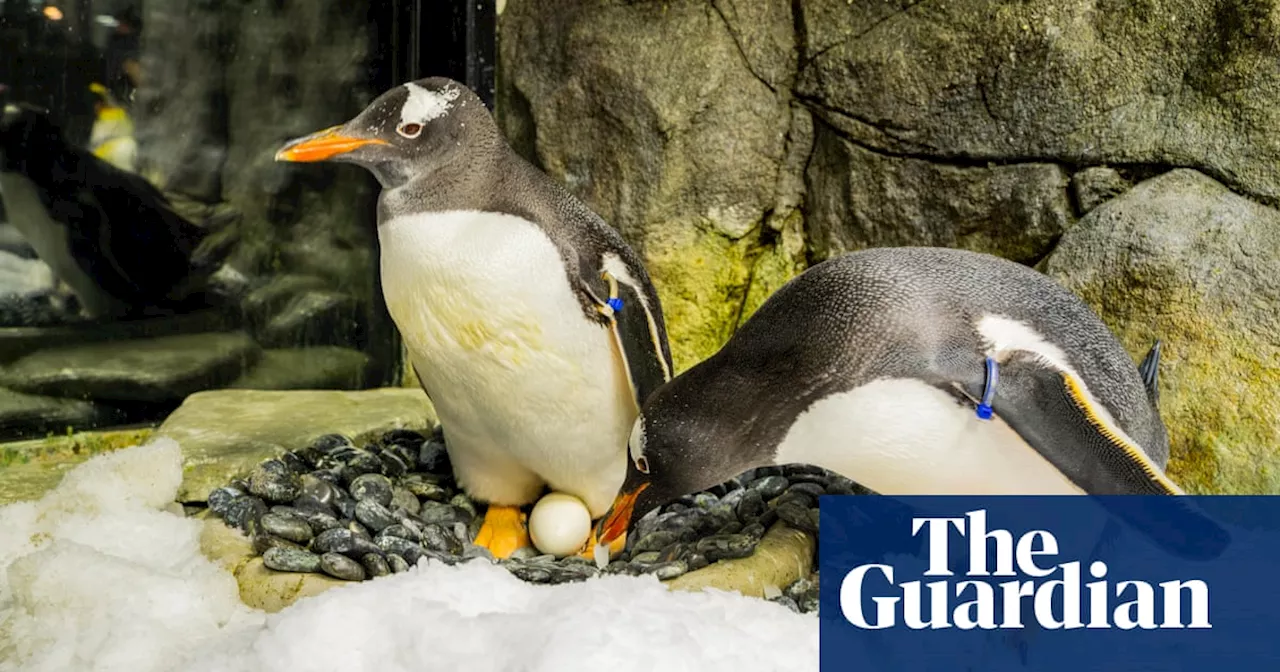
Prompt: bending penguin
<box><xmin>276</xmin><ymin>77</ymin><xmax>673</xmax><ymax>559</ymax></box>
<box><xmin>594</xmin><ymin>246</ymin><xmax>1229</xmax><ymax>562</ymax></box>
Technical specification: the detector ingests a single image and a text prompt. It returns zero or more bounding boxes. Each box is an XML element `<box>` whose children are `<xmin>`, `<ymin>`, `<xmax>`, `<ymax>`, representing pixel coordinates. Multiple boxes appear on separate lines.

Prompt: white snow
<box><xmin>0</xmin><ymin>440</ymin><xmax>817</xmax><ymax>672</ymax></box>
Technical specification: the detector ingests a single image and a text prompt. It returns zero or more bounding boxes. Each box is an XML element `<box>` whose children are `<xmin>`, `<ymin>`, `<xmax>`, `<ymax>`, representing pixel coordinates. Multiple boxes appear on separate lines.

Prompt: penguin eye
<box><xmin>397</xmin><ymin>122</ymin><xmax>423</xmax><ymax>138</ymax></box>
<box><xmin>634</xmin><ymin>456</ymin><xmax>649</xmax><ymax>474</ymax></box>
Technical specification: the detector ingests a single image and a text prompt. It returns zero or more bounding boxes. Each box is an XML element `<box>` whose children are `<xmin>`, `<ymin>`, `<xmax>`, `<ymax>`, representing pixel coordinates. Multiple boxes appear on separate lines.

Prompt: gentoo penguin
<box><xmin>275</xmin><ymin>77</ymin><xmax>673</xmax><ymax>559</ymax></box>
<box><xmin>0</xmin><ymin>103</ymin><xmax>227</xmax><ymax>319</ymax></box>
<box><xmin>593</xmin><ymin>246</ymin><xmax>1229</xmax><ymax>561</ymax></box>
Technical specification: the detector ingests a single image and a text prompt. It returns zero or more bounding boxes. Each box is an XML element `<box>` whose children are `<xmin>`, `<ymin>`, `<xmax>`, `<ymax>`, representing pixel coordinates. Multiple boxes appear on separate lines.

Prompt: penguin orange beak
<box><xmin>274</xmin><ymin>125</ymin><xmax>387</xmax><ymax>162</ymax></box>
<box><xmin>594</xmin><ymin>482</ymin><xmax>649</xmax><ymax>549</ymax></box>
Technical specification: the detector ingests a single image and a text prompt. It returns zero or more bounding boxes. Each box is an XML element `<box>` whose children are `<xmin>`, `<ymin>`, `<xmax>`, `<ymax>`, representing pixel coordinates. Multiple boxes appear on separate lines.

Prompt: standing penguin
<box><xmin>593</xmin><ymin>247</ymin><xmax>1228</xmax><ymax>561</ymax></box>
<box><xmin>275</xmin><ymin>78</ymin><xmax>673</xmax><ymax>559</ymax></box>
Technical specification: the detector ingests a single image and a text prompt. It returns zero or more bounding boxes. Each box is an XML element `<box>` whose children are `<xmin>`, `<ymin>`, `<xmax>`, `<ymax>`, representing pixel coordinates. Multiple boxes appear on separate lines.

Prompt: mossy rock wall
<box><xmin>1044</xmin><ymin>170</ymin><xmax>1280</xmax><ymax>494</ymax></box>
<box><xmin>498</xmin><ymin>0</ymin><xmax>1280</xmax><ymax>373</ymax></box>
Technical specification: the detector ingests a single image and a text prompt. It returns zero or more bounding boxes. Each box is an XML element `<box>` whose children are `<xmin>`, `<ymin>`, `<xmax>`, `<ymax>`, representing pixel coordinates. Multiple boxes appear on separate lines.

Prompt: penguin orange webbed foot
<box><xmin>474</xmin><ymin>505</ymin><xmax>532</xmax><ymax>559</ymax></box>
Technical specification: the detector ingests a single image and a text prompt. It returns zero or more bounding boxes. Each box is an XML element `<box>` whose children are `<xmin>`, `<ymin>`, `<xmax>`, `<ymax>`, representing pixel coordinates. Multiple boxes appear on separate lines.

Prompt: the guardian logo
<box><xmin>840</xmin><ymin>510</ymin><xmax>1211</xmax><ymax>631</ymax></box>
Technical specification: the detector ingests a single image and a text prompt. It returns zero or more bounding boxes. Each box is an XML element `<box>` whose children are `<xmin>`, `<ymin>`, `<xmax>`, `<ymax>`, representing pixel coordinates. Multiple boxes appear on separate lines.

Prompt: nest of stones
<box><xmin>206</xmin><ymin>428</ymin><xmax>839</xmax><ymax>614</ymax></box>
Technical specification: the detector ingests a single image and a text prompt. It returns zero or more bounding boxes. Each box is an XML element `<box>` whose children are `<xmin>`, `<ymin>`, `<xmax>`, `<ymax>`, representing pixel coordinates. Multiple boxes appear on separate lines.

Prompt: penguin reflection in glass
<box><xmin>276</xmin><ymin>78</ymin><xmax>673</xmax><ymax>559</ymax></box>
<box><xmin>594</xmin><ymin>247</ymin><xmax>1229</xmax><ymax>562</ymax></box>
<box><xmin>0</xmin><ymin>103</ymin><xmax>227</xmax><ymax>319</ymax></box>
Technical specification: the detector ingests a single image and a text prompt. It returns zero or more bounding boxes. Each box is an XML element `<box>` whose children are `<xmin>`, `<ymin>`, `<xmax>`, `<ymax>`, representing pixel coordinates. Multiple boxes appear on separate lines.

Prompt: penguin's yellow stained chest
<box><xmin>377</xmin><ymin>210</ymin><xmax>605</xmax><ymax>382</ymax></box>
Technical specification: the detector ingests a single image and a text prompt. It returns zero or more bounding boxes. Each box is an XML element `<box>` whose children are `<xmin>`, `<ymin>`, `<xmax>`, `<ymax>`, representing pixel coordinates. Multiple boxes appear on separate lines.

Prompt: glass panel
<box><xmin>0</xmin><ymin>0</ymin><xmax>402</xmax><ymax>441</ymax></box>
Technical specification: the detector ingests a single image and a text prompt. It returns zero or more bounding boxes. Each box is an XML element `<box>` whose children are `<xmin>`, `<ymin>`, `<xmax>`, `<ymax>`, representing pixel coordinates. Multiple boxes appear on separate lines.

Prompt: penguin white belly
<box><xmin>378</xmin><ymin>210</ymin><xmax>632</xmax><ymax>517</ymax></box>
<box><xmin>772</xmin><ymin>378</ymin><xmax>1085</xmax><ymax>495</ymax></box>
<box><xmin>0</xmin><ymin>172</ymin><xmax>124</xmax><ymax>318</ymax></box>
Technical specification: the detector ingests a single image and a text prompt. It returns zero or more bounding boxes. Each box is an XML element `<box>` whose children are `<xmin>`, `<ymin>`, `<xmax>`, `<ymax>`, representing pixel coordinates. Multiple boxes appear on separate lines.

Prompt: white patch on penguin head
<box><xmin>628</xmin><ymin>417</ymin><xmax>649</xmax><ymax>473</ymax></box>
<box><xmin>398</xmin><ymin>82</ymin><xmax>460</xmax><ymax>137</ymax></box>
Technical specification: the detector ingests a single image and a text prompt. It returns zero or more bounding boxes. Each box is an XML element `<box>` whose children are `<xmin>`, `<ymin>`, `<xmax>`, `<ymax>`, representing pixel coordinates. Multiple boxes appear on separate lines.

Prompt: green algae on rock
<box><xmin>1044</xmin><ymin>169</ymin><xmax>1280</xmax><ymax>494</ymax></box>
<box><xmin>0</xmin><ymin>428</ymin><xmax>156</xmax><ymax>505</ymax></box>
<box><xmin>497</xmin><ymin>0</ymin><xmax>804</xmax><ymax>372</ymax></box>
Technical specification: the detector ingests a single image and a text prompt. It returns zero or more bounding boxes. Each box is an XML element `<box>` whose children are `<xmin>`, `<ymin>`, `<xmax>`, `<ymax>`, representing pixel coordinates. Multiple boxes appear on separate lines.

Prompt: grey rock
<box><xmin>240</xmin><ymin>275</ymin><xmax>329</xmax><ymax>332</ymax></box>
<box><xmin>632</xmin><ymin>531</ymin><xmax>678</xmax><ymax>555</ymax></box>
<box><xmin>1</xmin><ymin>332</ymin><xmax>262</xmax><ymax>402</ymax></box>
<box><xmin>630</xmin><ymin>551</ymin><xmax>661</xmax><ymax>565</ymax></box>
<box><xmin>263</xmin><ymin>546</ymin><xmax>322</xmax><ymax>573</ymax></box>
<box><xmin>387</xmin><ymin>554</ymin><xmax>410</xmax><ymax>573</ymax></box>
<box><xmin>419</xmin><ymin>502</ymin><xmax>468</xmax><ymax>526</ymax></box>
<box><xmin>298</xmin><ymin>475</ymin><xmax>337</xmax><ymax>506</ymax></box>
<box><xmin>0</xmin><ymin>388</ymin><xmax>120</xmax><ymax>439</ymax></box>
<box><xmin>399</xmin><ymin>473</ymin><xmax>451</xmax><ymax>501</ymax></box>
<box><xmin>695</xmin><ymin>534</ymin><xmax>757</xmax><ymax>562</ymax></box>
<box><xmin>378</xmin><ymin>524</ymin><xmax>422</xmax><ymax>543</ymax></box>
<box><xmin>735</xmin><ymin>490</ymin><xmax>766</xmax><ymax>521</ymax></box>
<box><xmin>361</xmin><ymin>553</ymin><xmax>391</xmax><ymax>578</ymax></box>
<box><xmin>207</xmin><ymin>486</ymin><xmax>244</xmax><ymax>517</ymax></box>
<box><xmin>421</xmin><ymin>524</ymin><xmax>462</xmax><ymax>555</ymax></box>
<box><xmin>796</xmin><ymin>0</ymin><xmax>1280</xmax><ymax>205</ymax></box>
<box><xmin>229</xmin><ymin>347</ymin><xmax>371</xmax><ymax>391</ymax></box>
<box><xmin>260</xmin><ymin>512</ymin><xmax>314</xmax><ymax>544</ymax></box>
<box><xmin>449</xmin><ymin>494</ymin><xmax>477</xmax><ymax>520</ymax></box>
<box><xmin>375</xmin><ymin>535</ymin><xmax>420</xmax><ymax>558</ymax></box>
<box><xmin>252</xmin><ymin>533</ymin><xmax>304</xmax><ymax>555</ymax></box>
<box><xmin>1044</xmin><ymin>169</ymin><xmax>1280</xmax><ymax>494</ymax></box>
<box><xmin>645</xmin><ymin>560</ymin><xmax>689</xmax><ymax>581</ymax></box>
<box><xmin>508</xmin><ymin>546</ymin><xmax>540</xmax><ymax>561</ymax></box>
<box><xmin>1071</xmin><ymin>167</ymin><xmax>1131</xmax><ymax>215</ymax></box>
<box><xmin>313</xmin><ymin>528</ymin><xmax>380</xmax><ymax>558</ymax></box>
<box><xmin>805</xmin><ymin>135</ymin><xmax>1070</xmax><ymax>265</ymax></box>
<box><xmin>319</xmin><ymin>552</ymin><xmax>367</xmax><ymax>581</ymax></box>
<box><xmin>294</xmin><ymin>509</ymin><xmax>342</xmax><ymax>535</ymax></box>
<box><xmin>259</xmin><ymin>291</ymin><xmax>363</xmax><ymax>348</ymax></box>
<box><xmin>346</xmin><ymin>519</ymin><xmax>373</xmax><ymax>540</ymax></box>
<box><xmin>248</xmin><ymin>459</ymin><xmax>302</xmax><ymax>503</ymax></box>
<box><xmin>416</xmin><ymin>439</ymin><xmax>450</xmax><ymax>474</ymax></box>
<box><xmin>750</xmin><ymin>475</ymin><xmax>788</xmax><ymax>500</ymax></box>
<box><xmin>223</xmin><ymin>496</ymin><xmax>267</xmax><ymax>534</ymax></box>
<box><xmin>349</xmin><ymin>473</ymin><xmax>394</xmax><ymax>508</ymax></box>
<box><xmin>158</xmin><ymin>388</ymin><xmax>436</xmax><ymax>503</ymax></box>
<box><xmin>390</xmin><ymin>487</ymin><xmax>420</xmax><ymax>515</ymax></box>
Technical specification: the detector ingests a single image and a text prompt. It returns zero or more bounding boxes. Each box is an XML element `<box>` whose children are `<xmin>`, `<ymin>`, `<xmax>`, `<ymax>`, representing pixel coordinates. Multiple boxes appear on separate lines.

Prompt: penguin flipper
<box><xmin>1137</xmin><ymin>339</ymin><xmax>1161</xmax><ymax>406</ymax></box>
<box><xmin>583</xmin><ymin>267</ymin><xmax>673</xmax><ymax>409</ymax></box>
<box><xmin>972</xmin><ymin>353</ymin><xmax>1230</xmax><ymax>560</ymax></box>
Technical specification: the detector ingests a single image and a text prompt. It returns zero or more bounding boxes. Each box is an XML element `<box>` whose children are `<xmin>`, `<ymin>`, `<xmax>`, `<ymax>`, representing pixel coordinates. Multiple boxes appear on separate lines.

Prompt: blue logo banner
<box><xmin>818</xmin><ymin>495</ymin><xmax>1280</xmax><ymax>671</ymax></box>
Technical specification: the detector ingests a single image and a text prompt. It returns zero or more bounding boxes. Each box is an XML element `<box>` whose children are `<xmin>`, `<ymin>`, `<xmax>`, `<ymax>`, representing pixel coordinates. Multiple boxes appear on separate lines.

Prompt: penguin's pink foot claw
<box><xmin>474</xmin><ymin>505</ymin><xmax>532</xmax><ymax>559</ymax></box>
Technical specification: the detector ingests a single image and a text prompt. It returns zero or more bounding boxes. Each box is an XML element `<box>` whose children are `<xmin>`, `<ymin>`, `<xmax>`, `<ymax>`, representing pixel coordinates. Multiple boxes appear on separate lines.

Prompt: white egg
<box><xmin>528</xmin><ymin>492</ymin><xmax>593</xmax><ymax>558</ymax></box>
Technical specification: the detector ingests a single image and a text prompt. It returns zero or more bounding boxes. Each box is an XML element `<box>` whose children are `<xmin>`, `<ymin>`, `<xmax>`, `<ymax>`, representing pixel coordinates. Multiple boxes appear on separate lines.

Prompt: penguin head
<box><xmin>274</xmin><ymin>77</ymin><xmax>494</xmax><ymax>188</ymax></box>
<box><xmin>595</xmin><ymin>388</ymin><xmax>754</xmax><ymax>549</ymax></box>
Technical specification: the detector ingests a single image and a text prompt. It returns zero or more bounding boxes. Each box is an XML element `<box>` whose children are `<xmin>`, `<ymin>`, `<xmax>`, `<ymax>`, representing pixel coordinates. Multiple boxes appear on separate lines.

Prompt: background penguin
<box><xmin>87</xmin><ymin>82</ymin><xmax>138</xmax><ymax>173</ymax></box>
<box><xmin>275</xmin><ymin>77</ymin><xmax>674</xmax><ymax>559</ymax></box>
<box><xmin>0</xmin><ymin>103</ymin><xmax>233</xmax><ymax>320</ymax></box>
<box><xmin>594</xmin><ymin>246</ymin><xmax>1229</xmax><ymax>562</ymax></box>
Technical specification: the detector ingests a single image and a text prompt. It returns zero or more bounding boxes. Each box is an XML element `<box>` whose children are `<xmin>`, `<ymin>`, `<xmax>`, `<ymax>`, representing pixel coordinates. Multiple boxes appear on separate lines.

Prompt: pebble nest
<box><xmin>206</xmin><ymin>428</ymin><xmax>862</xmax><ymax>615</ymax></box>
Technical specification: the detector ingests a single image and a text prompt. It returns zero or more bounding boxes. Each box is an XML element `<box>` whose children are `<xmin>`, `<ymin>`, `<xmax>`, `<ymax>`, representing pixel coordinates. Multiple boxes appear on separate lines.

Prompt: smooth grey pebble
<box><xmin>362</xmin><ymin>553</ymin><xmax>391</xmax><ymax>578</ymax></box>
<box><xmin>263</xmin><ymin>546</ymin><xmax>322</xmax><ymax>573</ymax></box>
<box><xmin>261</xmin><ymin>512</ymin><xmax>314</xmax><ymax>544</ymax></box>
<box><xmin>319</xmin><ymin>553</ymin><xmax>366</xmax><ymax>581</ymax></box>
